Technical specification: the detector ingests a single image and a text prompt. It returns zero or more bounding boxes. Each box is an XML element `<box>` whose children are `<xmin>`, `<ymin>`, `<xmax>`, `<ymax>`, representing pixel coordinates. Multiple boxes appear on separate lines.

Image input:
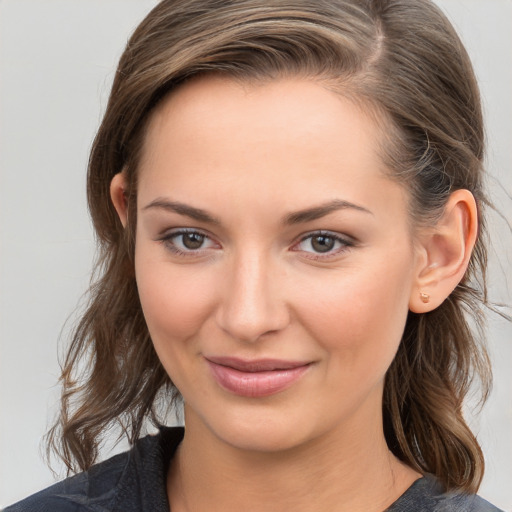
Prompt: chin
<box><xmin>217</xmin><ymin>421</ymin><xmax>313</xmax><ymax>454</ymax></box>
<box><xmin>186</xmin><ymin>400</ymin><xmax>330</xmax><ymax>455</ymax></box>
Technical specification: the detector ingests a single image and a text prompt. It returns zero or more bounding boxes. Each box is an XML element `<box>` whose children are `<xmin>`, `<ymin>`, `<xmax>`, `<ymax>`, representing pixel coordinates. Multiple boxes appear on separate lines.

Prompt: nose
<box><xmin>215</xmin><ymin>249</ymin><xmax>290</xmax><ymax>343</ymax></box>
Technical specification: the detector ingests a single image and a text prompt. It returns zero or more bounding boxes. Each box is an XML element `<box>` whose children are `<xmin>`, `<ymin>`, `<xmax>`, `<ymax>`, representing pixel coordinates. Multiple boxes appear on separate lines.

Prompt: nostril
<box><xmin>215</xmin><ymin>294</ymin><xmax>289</xmax><ymax>343</ymax></box>
<box><xmin>214</xmin><ymin>255</ymin><xmax>290</xmax><ymax>341</ymax></box>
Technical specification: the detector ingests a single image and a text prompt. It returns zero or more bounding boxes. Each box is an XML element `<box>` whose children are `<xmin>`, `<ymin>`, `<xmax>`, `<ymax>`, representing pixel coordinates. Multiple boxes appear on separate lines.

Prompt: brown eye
<box><xmin>161</xmin><ymin>230</ymin><xmax>217</xmax><ymax>255</ymax></box>
<box><xmin>181</xmin><ymin>232</ymin><xmax>205</xmax><ymax>250</ymax></box>
<box><xmin>293</xmin><ymin>231</ymin><xmax>353</xmax><ymax>258</ymax></box>
<box><xmin>310</xmin><ymin>235</ymin><xmax>335</xmax><ymax>253</ymax></box>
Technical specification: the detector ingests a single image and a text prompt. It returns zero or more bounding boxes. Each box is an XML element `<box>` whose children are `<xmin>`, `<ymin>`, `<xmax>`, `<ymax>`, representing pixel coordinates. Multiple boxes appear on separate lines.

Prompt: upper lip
<box><xmin>205</xmin><ymin>356</ymin><xmax>311</xmax><ymax>372</ymax></box>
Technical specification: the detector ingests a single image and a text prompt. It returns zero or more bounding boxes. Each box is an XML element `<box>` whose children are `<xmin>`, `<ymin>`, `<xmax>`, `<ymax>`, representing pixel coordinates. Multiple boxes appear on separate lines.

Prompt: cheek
<box><xmin>134</xmin><ymin>244</ymin><xmax>216</xmax><ymax>344</ymax></box>
<box><xmin>291</xmin><ymin>257</ymin><xmax>413</xmax><ymax>372</ymax></box>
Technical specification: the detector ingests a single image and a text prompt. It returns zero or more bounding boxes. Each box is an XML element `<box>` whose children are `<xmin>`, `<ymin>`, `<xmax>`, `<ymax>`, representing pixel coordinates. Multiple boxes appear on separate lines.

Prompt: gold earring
<box><xmin>420</xmin><ymin>292</ymin><xmax>430</xmax><ymax>304</ymax></box>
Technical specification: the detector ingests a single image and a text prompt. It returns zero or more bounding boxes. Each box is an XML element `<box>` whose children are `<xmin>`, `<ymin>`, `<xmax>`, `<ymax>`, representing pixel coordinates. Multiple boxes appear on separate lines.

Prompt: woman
<box><xmin>5</xmin><ymin>0</ymin><xmax>508</xmax><ymax>510</ymax></box>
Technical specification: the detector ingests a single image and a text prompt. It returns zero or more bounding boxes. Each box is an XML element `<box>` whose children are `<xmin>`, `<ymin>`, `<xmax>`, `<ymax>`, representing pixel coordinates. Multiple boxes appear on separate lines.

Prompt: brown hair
<box><xmin>48</xmin><ymin>0</ymin><xmax>494</xmax><ymax>493</ymax></box>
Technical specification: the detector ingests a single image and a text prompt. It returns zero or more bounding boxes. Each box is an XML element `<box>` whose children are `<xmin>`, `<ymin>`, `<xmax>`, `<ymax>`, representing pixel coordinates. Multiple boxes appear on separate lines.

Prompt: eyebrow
<box><xmin>283</xmin><ymin>199</ymin><xmax>373</xmax><ymax>224</ymax></box>
<box><xmin>142</xmin><ymin>199</ymin><xmax>221</xmax><ymax>225</ymax></box>
<box><xmin>142</xmin><ymin>197</ymin><xmax>372</xmax><ymax>225</ymax></box>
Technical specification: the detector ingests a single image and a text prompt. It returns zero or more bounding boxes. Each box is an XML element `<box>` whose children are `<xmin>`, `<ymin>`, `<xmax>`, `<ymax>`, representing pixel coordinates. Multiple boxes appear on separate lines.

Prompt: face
<box><xmin>131</xmin><ymin>76</ymin><xmax>423</xmax><ymax>453</ymax></box>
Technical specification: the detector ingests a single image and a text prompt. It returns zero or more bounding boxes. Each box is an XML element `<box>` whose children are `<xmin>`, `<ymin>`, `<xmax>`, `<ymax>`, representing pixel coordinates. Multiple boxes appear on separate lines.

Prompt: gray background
<box><xmin>0</xmin><ymin>0</ymin><xmax>511</xmax><ymax>509</ymax></box>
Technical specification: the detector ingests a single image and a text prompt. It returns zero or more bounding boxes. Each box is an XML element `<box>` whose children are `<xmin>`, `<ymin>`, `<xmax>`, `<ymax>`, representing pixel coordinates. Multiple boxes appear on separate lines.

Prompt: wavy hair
<box><xmin>48</xmin><ymin>0</ymin><xmax>495</xmax><ymax>493</ymax></box>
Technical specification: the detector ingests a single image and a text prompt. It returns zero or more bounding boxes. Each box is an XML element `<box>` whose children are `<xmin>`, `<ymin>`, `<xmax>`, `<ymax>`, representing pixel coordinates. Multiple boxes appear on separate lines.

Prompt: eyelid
<box><xmin>297</xmin><ymin>230</ymin><xmax>356</xmax><ymax>244</ymax></box>
<box><xmin>291</xmin><ymin>230</ymin><xmax>356</xmax><ymax>258</ymax></box>
<box><xmin>157</xmin><ymin>227</ymin><xmax>221</xmax><ymax>256</ymax></box>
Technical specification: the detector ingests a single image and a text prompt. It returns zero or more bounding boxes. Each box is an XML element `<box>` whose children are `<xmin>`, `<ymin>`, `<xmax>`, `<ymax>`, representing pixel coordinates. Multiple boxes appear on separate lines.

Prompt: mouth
<box><xmin>205</xmin><ymin>356</ymin><xmax>312</xmax><ymax>398</ymax></box>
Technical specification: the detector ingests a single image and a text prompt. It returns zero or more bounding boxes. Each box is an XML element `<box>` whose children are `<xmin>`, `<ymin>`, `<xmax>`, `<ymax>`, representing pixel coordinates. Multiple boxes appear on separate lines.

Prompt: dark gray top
<box><xmin>3</xmin><ymin>427</ymin><xmax>503</xmax><ymax>512</ymax></box>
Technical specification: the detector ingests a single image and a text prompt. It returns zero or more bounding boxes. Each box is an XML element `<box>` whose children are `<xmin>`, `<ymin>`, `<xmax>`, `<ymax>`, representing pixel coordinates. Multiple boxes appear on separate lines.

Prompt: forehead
<box><xmin>140</xmin><ymin>75</ymin><xmax>389</xmax><ymax>173</ymax></box>
<box><xmin>136</xmin><ymin>75</ymin><xmax>408</xmax><ymax>225</ymax></box>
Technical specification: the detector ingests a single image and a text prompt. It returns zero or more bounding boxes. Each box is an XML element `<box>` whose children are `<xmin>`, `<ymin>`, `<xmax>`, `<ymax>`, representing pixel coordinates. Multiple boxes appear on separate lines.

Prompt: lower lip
<box><xmin>207</xmin><ymin>361</ymin><xmax>311</xmax><ymax>398</ymax></box>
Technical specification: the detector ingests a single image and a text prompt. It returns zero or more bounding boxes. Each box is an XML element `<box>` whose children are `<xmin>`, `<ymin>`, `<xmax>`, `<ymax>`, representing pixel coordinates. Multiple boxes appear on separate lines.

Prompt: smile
<box><xmin>205</xmin><ymin>357</ymin><xmax>312</xmax><ymax>398</ymax></box>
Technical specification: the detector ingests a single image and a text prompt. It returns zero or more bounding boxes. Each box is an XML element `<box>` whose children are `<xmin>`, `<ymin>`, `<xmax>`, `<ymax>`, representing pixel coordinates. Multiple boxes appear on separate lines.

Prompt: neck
<box><xmin>167</xmin><ymin>408</ymin><xmax>420</xmax><ymax>512</ymax></box>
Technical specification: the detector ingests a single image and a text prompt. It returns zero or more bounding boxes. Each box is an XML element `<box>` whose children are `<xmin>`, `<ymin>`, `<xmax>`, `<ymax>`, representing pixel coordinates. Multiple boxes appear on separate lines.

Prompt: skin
<box><xmin>111</xmin><ymin>76</ymin><xmax>478</xmax><ymax>512</ymax></box>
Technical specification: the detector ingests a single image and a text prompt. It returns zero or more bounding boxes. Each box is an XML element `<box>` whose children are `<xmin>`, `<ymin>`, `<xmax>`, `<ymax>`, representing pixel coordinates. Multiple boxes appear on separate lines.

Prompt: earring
<box><xmin>420</xmin><ymin>292</ymin><xmax>430</xmax><ymax>304</ymax></box>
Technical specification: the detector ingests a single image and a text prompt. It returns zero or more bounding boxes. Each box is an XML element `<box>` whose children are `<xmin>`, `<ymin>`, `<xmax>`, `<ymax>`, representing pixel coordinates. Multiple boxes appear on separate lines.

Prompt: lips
<box><xmin>205</xmin><ymin>357</ymin><xmax>311</xmax><ymax>397</ymax></box>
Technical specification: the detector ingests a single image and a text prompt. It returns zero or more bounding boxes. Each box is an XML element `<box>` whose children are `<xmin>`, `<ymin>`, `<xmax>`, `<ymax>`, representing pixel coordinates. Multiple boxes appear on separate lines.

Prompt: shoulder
<box><xmin>387</xmin><ymin>475</ymin><xmax>504</xmax><ymax>512</ymax></box>
<box><xmin>3</xmin><ymin>426</ymin><xmax>184</xmax><ymax>512</ymax></box>
<box><xmin>435</xmin><ymin>491</ymin><xmax>504</xmax><ymax>512</ymax></box>
<box><xmin>2</xmin><ymin>451</ymin><xmax>128</xmax><ymax>512</ymax></box>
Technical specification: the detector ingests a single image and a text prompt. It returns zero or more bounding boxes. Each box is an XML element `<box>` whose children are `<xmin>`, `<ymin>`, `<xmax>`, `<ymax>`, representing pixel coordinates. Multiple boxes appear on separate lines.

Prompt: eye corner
<box><xmin>290</xmin><ymin>230</ymin><xmax>356</xmax><ymax>260</ymax></box>
<box><xmin>158</xmin><ymin>228</ymin><xmax>222</xmax><ymax>257</ymax></box>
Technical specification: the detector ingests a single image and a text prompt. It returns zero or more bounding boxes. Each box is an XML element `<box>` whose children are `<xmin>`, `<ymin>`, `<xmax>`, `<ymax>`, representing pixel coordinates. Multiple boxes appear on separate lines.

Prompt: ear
<box><xmin>409</xmin><ymin>189</ymin><xmax>478</xmax><ymax>313</ymax></box>
<box><xmin>110</xmin><ymin>172</ymin><xmax>129</xmax><ymax>227</ymax></box>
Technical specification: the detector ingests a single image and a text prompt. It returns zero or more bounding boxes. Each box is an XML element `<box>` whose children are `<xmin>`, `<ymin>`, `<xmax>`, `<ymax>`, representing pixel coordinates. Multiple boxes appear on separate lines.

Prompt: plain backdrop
<box><xmin>0</xmin><ymin>0</ymin><xmax>511</xmax><ymax>509</ymax></box>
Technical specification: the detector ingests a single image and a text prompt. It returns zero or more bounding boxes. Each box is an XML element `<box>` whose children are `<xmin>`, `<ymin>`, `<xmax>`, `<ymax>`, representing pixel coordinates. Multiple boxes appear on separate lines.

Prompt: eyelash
<box><xmin>158</xmin><ymin>228</ymin><xmax>218</xmax><ymax>257</ymax></box>
<box><xmin>292</xmin><ymin>231</ymin><xmax>354</xmax><ymax>260</ymax></box>
<box><xmin>158</xmin><ymin>229</ymin><xmax>354</xmax><ymax>259</ymax></box>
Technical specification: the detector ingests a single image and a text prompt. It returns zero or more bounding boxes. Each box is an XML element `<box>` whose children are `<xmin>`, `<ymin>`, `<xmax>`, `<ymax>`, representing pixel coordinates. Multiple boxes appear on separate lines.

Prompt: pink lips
<box><xmin>206</xmin><ymin>357</ymin><xmax>311</xmax><ymax>397</ymax></box>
